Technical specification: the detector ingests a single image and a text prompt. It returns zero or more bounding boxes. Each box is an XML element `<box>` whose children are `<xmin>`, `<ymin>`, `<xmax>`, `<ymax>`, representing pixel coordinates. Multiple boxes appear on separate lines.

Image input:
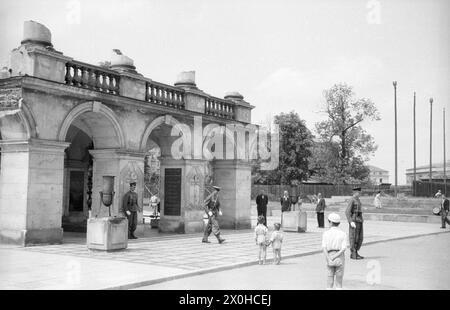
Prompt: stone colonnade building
<box><xmin>0</xmin><ymin>21</ymin><xmax>256</xmax><ymax>246</ymax></box>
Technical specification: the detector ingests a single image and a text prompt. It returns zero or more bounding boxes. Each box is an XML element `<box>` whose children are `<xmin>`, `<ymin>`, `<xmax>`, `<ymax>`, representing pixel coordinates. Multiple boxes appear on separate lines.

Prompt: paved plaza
<box><xmin>136</xmin><ymin>233</ymin><xmax>450</xmax><ymax>290</ymax></box>
<box><xmin>0</xmin><ymin>217</ymin><xmax>448</xmax><ymax>290</ymax></box>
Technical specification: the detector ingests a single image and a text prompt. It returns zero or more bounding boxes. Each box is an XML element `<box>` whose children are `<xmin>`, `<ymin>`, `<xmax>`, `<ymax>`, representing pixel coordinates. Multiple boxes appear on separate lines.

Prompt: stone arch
<box><xmin>58</xmin><ymin>101</ymin><xmax>126</xmax><ymax>148</ymax></box>
<box><xmin>139</xmin><ymin>114</ymin><xmax>182</xmax><ymax>151</ymax></box>
<box><xmin>0</xmin><ymin>99</ymin><xmax>37</xmax><ymax>140</ymax></box>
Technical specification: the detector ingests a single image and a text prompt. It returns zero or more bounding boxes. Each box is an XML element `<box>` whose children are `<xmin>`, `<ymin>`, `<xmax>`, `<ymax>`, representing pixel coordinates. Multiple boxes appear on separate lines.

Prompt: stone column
<box><xmin>89</xmin><ymin>149</ymin><xmax>145</xmax><ymax>223</ymax></box>
<box><xmin>0</xmin><ymin>139</ymin><xmax>69</xmax><ymax>246</ymax></box>
<box><xmin>213</xmin><ymin>160</ymin><xmax>252</xmax><ymax>229</ymax></box>
<box><xmin>159</xmin><ymin>157</ymin><xmax>208</xmax><ymax>233</ymax></box>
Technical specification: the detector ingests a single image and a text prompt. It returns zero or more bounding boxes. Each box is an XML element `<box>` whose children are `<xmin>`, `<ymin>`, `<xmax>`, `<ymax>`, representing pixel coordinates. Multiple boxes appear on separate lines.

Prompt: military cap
<box><xmin>352</xmin><ymin>187</ymin><xmax>361</xmax><ymax>191</ymax></box>
<box><xmin>212</xmin><ymin>186</ymin><xmax>221</xmax><ymax>191</ymax></box>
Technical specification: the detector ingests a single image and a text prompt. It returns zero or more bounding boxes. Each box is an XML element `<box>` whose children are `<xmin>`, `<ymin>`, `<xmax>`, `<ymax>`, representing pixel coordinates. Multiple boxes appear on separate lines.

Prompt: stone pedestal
<box><xmin>86</xmin><ymin>216</ymin><xmax>128</xmax><ymax>251</ymax></box>
<box><xmin>0</xmin><ymin>139</ymin><xmax>69</xmax><ymax>246</ymax></box>
<box><xmin>213</xmin><ymin>160</ymin><xmax>251</xmax><ymax>229</ymax></box>
<box><xmin>282</xmin><ymin>210</ymin><xmax>307</xmax><ymax>232</ymax></box>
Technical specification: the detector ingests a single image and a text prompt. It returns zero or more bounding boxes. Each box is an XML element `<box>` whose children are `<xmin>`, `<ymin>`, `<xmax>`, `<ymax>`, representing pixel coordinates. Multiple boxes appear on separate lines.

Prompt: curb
<box><xmin>103</xmin><ymin>229</ymin><xmax>450</xmax><ymax>290</ymax></box>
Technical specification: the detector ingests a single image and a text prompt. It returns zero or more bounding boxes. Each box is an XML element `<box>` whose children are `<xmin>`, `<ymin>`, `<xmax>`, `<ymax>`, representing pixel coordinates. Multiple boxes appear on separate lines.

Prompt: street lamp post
<box><xmin>444</xmin><ymin>108</ymin><xmax>447</xmax><ymax>196</ymax></box>
<box><xmin>413</xmin><ymin>92</ymin><xmax>416</xmax><ymax>195</ymax></box>
<box><xmin>393</xmin><ymin>81</ymin><xmax>398</xmax><ymax>197</ymax></box>
<box><xmin>429</xmin><ymin>98</ymin><xmax>433</xmax><ymax>196</ymax></box>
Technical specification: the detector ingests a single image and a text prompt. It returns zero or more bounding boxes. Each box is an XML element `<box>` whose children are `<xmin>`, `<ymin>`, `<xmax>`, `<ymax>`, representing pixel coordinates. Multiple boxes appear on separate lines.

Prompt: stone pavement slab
<box><xmin>0</xmin><ymin>217</ymin><xmax>448</xmax><ymax>290</ymax></box>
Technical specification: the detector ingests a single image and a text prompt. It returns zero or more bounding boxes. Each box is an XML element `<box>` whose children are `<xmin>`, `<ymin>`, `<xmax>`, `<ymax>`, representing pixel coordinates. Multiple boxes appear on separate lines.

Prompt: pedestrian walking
<box><xmin>322</xmin><ymin>213</ymin><xmax>347</xmax><ymax>289</ymax></box>
<box><xmin>440</xmin><ymin>194</ymin><xmax>450</xmax><ymax>229</ymax></box>
<box><xmin>255</xmin><ymin>215</ymin><xmax>268</xmax><ymax>265</ymax></box>
<box><xmin>315</xmin><ymin>193</ymin><xmax>326</xmax><ymax>228</ymax></box>
<box><xmin>374</xmin><ymin>191</ymin><xmax>382</xmax><ymax>209</ymax></box>
<box><xmin>122</xmin><ymin>182</ymin><xmax>141</xmax><ymax>239</ymax></box>
<box><xmin>269</xmin><ymin>223</ymin><xmax>283</xmax><ymax>265</ymax></box>
<box><xmin>202</xmin><ymin>186</ymin><xmax>226</xmax><ymax>244</ymax></box>
<box><xmin>256</xmin><ymin>190</ymin><xmax>269</xmax><ymax>226</ymax></box>
<box><xmin>345</xmin><ymin>187</ymin><xmax>364</xmax><ymax>260</ymax></box>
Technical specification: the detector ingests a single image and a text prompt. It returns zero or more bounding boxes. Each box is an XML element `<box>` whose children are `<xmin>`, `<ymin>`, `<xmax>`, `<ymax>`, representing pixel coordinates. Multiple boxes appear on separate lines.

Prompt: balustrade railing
<box><xmin>145</xmin><ymin>81</ymin><xmax>185</xmax><ymax>109</ymax></box>
<box><xmin>205</xmin><ymin>97</ymin><xmax>235</xmax><ymax>120</ymax></box>
<box><xmin>63</xmin><ymin>61</ymin><xmax>237</xmax><ymax>120</ymax></box>
<box><xmin>64</xmin><ymin>61</ymin><xmax>120</xmax><ymax>95</ymax></box>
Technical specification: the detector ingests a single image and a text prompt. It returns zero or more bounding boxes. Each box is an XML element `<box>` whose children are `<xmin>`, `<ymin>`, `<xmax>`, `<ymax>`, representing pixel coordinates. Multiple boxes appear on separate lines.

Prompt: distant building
<box><xmin>368</xmin><ymin>165</ymin><xmax>390</xmax><ymax>185</ymax></box>
<box><xmin>405</xmin><ymin>161</ymin><xmax>450</xmax><ymax>184</ymax></box>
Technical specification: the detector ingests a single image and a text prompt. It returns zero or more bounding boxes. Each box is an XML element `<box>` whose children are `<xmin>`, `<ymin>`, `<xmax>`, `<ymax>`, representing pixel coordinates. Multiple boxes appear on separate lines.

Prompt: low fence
<box><xmin>251</xmin><ymin>183</ymin><xmax>419</xmax><ymax>200</ymax></box>
<box><xmin>251</xmin><ymin>184</ymin><xmax>361</xmax><ymax>200</ymax></box>
<box><xmin>412</xmin><ymin>181</ymin><xmax>450</xmax><ymax>197</ymax></box>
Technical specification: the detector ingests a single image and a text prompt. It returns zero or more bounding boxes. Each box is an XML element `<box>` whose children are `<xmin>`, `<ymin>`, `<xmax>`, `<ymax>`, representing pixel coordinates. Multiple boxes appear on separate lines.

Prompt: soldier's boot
<box><xmin>216</xmin><ymin>234</ymin><xmax>226</xmax><ymax>244</ymax></box>
<box><xmin>356</xmin><ymin>252</ymin><xmax>364</xmax><ymax>259</ymax></box>
<box><xmin>202</xmin><ymin>237</ymin><xmax>210</xmax><ymax>243</ymax></box>
<box><xmin>350</xmin><ymin>250</ymin><xmax>357</xmax><ymax>260</ymax></box>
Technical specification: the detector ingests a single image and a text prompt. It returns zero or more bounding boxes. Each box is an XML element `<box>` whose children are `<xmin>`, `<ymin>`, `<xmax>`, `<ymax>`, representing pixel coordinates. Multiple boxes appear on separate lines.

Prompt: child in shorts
<box><xmin>254</xmin><ymin>215</ymin><xmax>268</xmax><ymax>265</ymax></box>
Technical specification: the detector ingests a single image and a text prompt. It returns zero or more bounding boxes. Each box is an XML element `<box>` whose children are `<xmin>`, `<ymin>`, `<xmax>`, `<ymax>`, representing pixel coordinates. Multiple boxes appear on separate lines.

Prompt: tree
<box><xmin>313</xmin><ymin>83</ymin><xmax>379</xmax><ymax>183</ymax></box>
<box><xmin>253</xmin><ymin>111</ymin><xmax>313</xmax><ymax>185</ymax></box>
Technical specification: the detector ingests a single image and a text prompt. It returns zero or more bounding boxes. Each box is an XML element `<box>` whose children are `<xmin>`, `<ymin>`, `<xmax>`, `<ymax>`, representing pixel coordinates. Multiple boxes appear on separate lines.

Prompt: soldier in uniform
<box><xmin>202</xmin><ymin>186</ymin><xmax>226</xmax><ymax>244</ymax></box>
<box><xmin>440</xmin><ymin>194</ymin><xmax>450</xmax><ymax>229</ymax></box>
<box><xmin>345</xmin><ymin>187</ymin><xmax>364</xmax><ymax>259</ymax></box>
<box><xmin>122</xmin><ymin>182</ymin><xmax>141</xmax><ymax>239</ymax></box>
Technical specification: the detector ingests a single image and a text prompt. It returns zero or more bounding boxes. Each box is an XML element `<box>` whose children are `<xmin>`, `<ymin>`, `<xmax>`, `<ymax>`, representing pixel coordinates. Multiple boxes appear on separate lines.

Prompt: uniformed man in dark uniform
<box><xmin>202</xmin><ymin>186</ymin><xmax>225</xmax><ymax>244</ymax></box>
<box><xmin>345</xmin><ymin>187</ymin><xmax>364</xmax><ymax>259</ymax></box>
<box><xmin>440</xmin><ymin>194</ymin><xmax>450</xmax><ymax>229</ymax></box>
<box><xmin>122</xmin><ymin>182</ymin><xmax>141</xmax><ymax>239</ymax></box>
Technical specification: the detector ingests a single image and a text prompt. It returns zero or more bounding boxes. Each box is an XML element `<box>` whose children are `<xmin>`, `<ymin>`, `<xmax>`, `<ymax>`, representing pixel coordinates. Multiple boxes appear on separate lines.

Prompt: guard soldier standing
<box><xmin>202</xmin><ymin>186</ymin><xmax>226</xmax><ymax>244</ymax></box>
<box><xmin>122</xmin><ymin>182</ymin><xmax>141</xmax><ymax>239</ymax></box>
<box><xmin>345</xmin><ymin>187</ymin><xmax>364</xmax><ymax>259</ymax></box>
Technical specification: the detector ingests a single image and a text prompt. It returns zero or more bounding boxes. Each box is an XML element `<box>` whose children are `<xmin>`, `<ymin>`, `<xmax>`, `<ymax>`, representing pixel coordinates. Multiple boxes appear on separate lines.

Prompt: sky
<box><xmin>0</xmin><ymin>0</ymin><xmax>449</xmax><ymax>184</ymax></box>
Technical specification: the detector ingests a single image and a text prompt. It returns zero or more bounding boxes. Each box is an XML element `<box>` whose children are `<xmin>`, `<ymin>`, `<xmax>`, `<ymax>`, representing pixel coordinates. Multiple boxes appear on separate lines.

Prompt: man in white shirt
<box><xmin>322</xmin><ymin>213</ymin><xmax>348</xmax><ymax>289</ymax></box>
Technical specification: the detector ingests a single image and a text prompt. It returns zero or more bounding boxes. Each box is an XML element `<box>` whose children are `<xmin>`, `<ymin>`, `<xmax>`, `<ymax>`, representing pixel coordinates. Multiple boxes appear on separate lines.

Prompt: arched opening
<box><xmin>142</xmin><ymin>122</ymin><xmax>179</xmax><ymax>223</ymax></box>
<box><xmin>143</xmin><ymin>138</ymin><xmax>161</xmax><ymax>220</ymax></box>
<box><xmin>60</xmin><ymin>105</ymin><xmax>123</xmax><ymax>233</ymax></box>
<box><xmin>140</xmin><ymin>115</ymin><xmax>190</xmax><ymax>228</ymax></box>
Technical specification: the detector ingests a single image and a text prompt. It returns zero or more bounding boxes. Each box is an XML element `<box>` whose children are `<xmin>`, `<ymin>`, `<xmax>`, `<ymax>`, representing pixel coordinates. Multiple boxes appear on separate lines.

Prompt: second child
<box><xmin>269</xmin><ymin>223</ymin><xmax>283</xmax><ymax>264</ymax></box>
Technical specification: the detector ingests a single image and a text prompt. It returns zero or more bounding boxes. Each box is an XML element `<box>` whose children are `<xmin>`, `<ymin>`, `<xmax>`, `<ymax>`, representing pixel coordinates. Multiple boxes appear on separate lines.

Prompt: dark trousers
<box><xmin>203</xmin><ymin>215</ymin><xmax>220</xmax><ymax>241</ymax></box>
<box><xmin>317</xmin><ymin>212</ymin><xmax>324</xmax><ymax>228</ymax></box>
<box><xmin>127</xmin><ymin>211</ymin><xmax>138</xmax><ymax>237</ymax></box>
<box><xmin>257</xmin><ymin>207</ymin><xmax>267</xmax><ymax>226</ymax></box>
<box><xmin>349</xmin><ymin>222</ymin><xmax>363</xmax><ymax>253</ymax></box>
<box><xmin>441</xmin><ymin>211</ymin><xmax>450</xmax><ymax>228</ymax></box>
